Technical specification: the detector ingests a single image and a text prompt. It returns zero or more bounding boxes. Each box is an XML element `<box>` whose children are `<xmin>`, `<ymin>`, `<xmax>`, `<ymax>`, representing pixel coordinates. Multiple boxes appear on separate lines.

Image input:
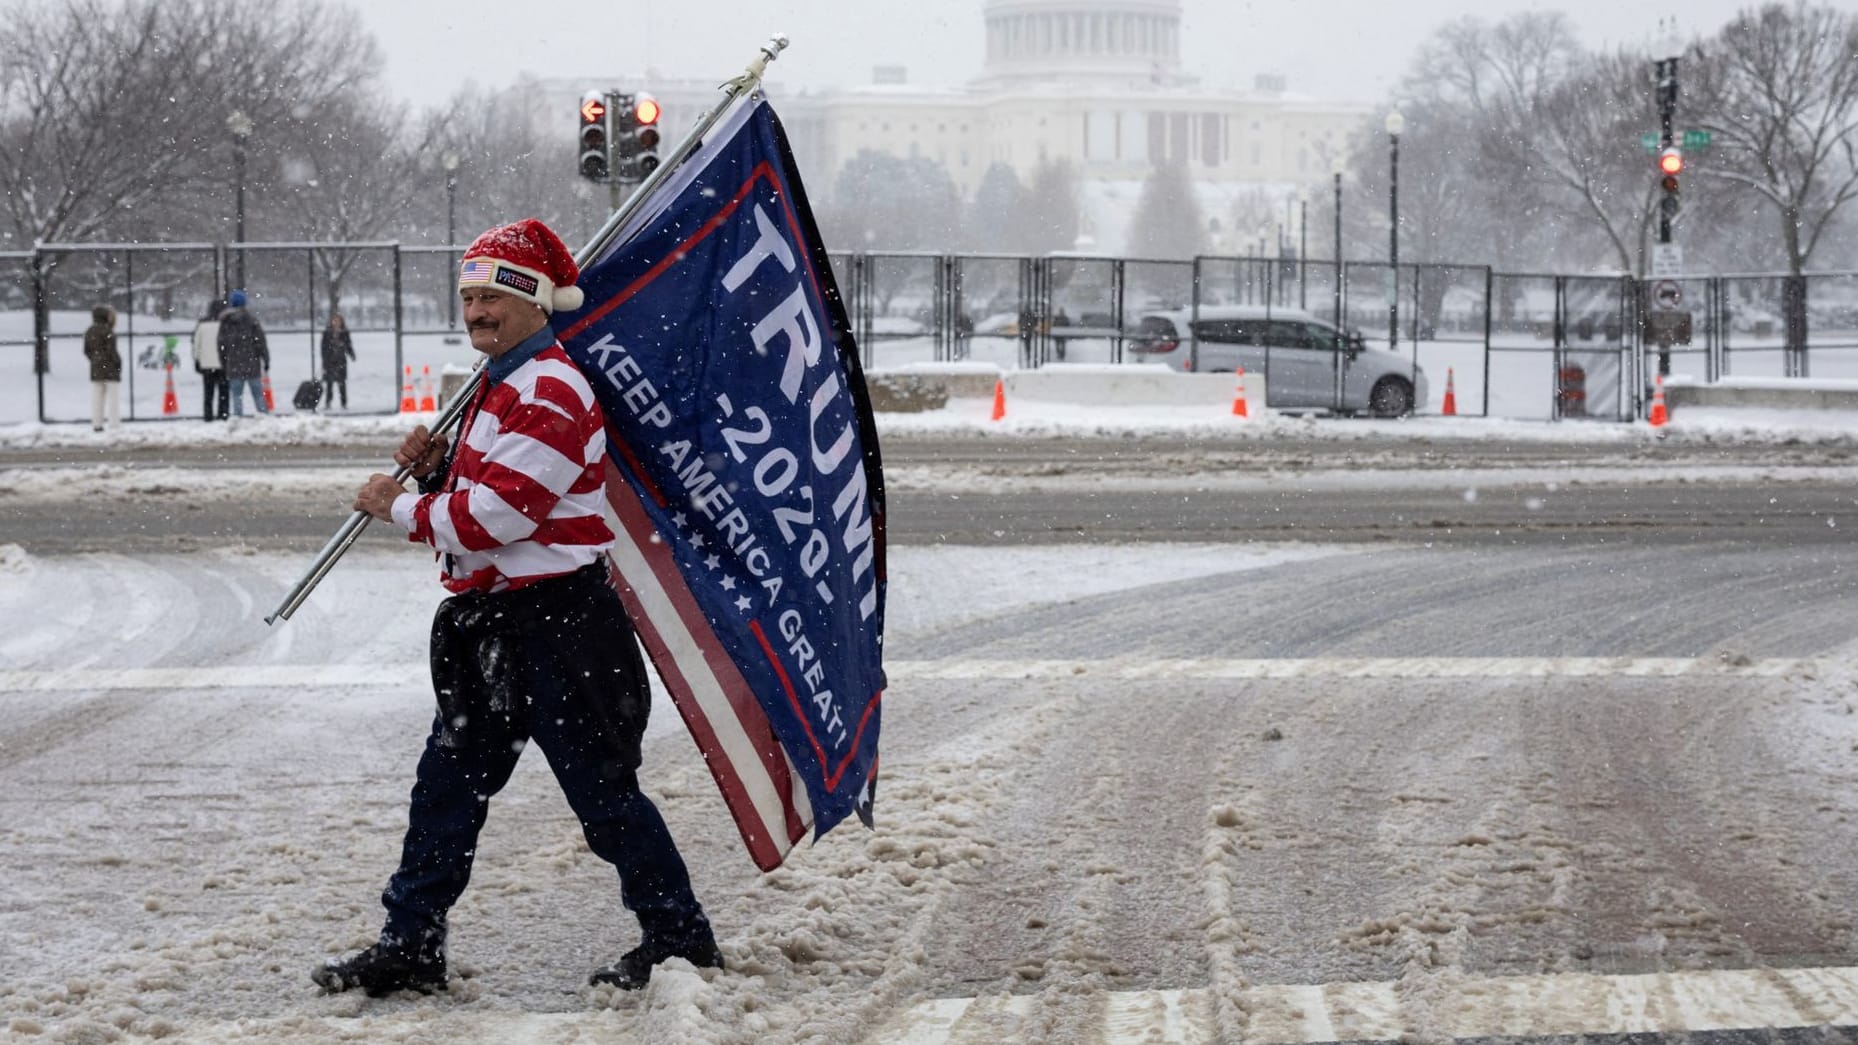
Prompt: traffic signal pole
<box><xmin>1648</xmin><ymin>54</ymin><xmax>1684</xmax><ymax>381</ymax></box>
<box><xmin>1655</xmin><ymin>57</ymin><xmax>1679</xmax><ymax>246</ymax></box>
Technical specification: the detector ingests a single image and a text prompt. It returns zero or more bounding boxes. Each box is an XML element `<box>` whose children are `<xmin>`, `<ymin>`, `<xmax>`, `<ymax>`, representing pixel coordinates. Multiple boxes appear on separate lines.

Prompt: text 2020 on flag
<box><xmin>554</xmin><ymin>92</ymin><xmax>886</xmax><ymax>873</ymax></box>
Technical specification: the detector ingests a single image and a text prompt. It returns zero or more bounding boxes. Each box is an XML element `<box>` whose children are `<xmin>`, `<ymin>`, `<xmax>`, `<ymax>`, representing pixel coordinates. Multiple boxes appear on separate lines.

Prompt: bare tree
<box><xmin>437</xmin><ymin>77</ymin><xmax>596</xmax><ymax>250</ymax></box>
<box><xmin>1396</xmin><ymin>13</ymin><xmax>1645</xmax><ymax>272</ymax></box>
<box><xmin>0</xmin><ymin>0</ymin><xmax>379</xmax><ymax>248</ymax></box>
<box><xmin>1527</xmin><ymin>51</ymin><xmax>1669</xmax><ymax>274</ymax></box>
<box><xmin>1688</xmin><ymin>1</ymin><xmax>1858</xmax><ymax>277</ymax></box>
<box><xmin>262</xmin><ymin>93</ymin><xmax>450</xmax><ymax>315</ymax></box>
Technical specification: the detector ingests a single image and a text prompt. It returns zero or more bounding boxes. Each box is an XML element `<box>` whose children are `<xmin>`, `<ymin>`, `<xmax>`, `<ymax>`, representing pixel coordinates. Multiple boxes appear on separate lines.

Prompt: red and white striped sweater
<box><xmin>390</xmin><ymin>343</ymin><xmax>614</xmax><ymax>594</ymax></box>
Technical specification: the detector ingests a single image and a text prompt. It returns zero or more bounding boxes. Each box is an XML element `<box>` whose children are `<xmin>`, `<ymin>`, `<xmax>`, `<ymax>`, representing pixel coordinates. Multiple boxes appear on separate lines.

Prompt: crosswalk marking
<box><xmin>0</xmin><ymin>657</ymin><xmax>1819</xmax><ymax>693</ymax></box>
<box><xmin>36</xmin><ymin>964</ymin><xmax>1858</xmax><ymax>1043</ymax></box>
<box><xmin>885</xmin><ymin>656</ymin><xmax>1815</xmax><ymax>680</ymax></box>
<box><xmin>871</xmin><ymin>964</ymin><xmax>1858</xmax><ymax>1043</ymax></box>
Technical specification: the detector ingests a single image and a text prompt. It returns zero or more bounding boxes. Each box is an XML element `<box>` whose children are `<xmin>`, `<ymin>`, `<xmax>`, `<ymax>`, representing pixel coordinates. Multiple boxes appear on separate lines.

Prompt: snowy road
<box><xmin>6</xmin><ymin>432</ymin><xmax>1858</xmax><ymax>553</ymax></box>
<box><xmin>6</xmin><ymin>425</ymin><xmax>1858</xmax><ymax>1041</ymax></box>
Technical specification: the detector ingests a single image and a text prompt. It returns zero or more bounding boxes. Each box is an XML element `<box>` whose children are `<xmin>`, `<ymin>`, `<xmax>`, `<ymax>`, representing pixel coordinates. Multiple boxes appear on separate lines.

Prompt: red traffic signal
<box><xmin>578</xmin><ymin>91</ymin><xmax>609</xmax><ymax>181</ymax></box>
<box><xmin>580</xmin><ymin>92</ymin><xmax>606</xmax><ymax>126</ymax></box>
<box><xmin>1657</xmin><ymin>147</ymin><xmax>1683</xmax><ymax>176</ymax></box>
<box><xmin>633</xmin><ymin>93</ymin><xmax>662</xmax><ymax>173</ymax></box>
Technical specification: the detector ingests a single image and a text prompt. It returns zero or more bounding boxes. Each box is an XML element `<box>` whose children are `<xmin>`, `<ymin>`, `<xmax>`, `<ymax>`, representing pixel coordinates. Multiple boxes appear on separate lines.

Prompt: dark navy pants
<box><xmin>378</xmin><ymin>566</ymin><xmax>712</xmax><ymax>956</ymax></box>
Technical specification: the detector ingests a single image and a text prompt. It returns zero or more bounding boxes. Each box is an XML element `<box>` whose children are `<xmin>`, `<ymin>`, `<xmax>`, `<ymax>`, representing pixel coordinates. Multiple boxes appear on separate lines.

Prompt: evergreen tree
<box><xmin>966</xmin><ymin>163</ymin><xmax>1028</xmax><ymax>252</ymax></box>
<box><xmin>1021</xmin><ymin>159</ymin><xmax>1081</xmax><ymax>253</ymax></box>
<box><xmin>1127</xmin><ymin>158</ymin><xmax>1204</xmax><ymax>260</ymax></box>
<box><xmin>822</xmin><ymin>150</ymin><xmax>961</xmax><ymax>251</ymax></box>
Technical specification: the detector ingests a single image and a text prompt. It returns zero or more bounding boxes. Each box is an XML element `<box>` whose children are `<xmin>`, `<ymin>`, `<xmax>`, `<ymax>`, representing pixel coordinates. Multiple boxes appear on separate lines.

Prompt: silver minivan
<box><xmin>1127</xmin><ymin>305</ymin><xmax>1427</xmax><ymax>417</ymax></box>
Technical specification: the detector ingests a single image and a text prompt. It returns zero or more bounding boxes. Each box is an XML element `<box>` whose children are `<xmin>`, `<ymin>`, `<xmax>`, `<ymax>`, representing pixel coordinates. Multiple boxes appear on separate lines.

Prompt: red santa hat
<box><xmin>457</xmin><ymin>218</ymin><xmax>585</xmax><ymax>313</ymax></box>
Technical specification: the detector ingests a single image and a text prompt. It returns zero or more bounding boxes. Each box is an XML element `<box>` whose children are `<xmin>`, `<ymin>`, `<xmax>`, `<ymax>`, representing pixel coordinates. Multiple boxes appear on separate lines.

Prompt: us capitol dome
<box><xmin>976</xmin><ymin>0</ymin><xmax>1199</xmax><ymax>90</ymax></box>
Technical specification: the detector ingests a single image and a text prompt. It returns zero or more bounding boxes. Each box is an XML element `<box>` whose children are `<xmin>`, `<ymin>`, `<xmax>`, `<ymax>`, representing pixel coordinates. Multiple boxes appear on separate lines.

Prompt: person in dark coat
<box><xmin>320</xmin><ymin>312</ymin><xmax>357</xmax><ymax>409</ymax></box>
<box><xmin>216</xmin><ymin>289</ymin><xmax>270</xmax><ymax>416</ymax></box>
<box><xmin>192</xmin><ymin>298</ymin><xmax>229</xmax><ymax>421</ymax></box>
<box><xmin>83</xmin><ymin>305</ymin><xmax>122</xmax><ymax>431</ymax></box>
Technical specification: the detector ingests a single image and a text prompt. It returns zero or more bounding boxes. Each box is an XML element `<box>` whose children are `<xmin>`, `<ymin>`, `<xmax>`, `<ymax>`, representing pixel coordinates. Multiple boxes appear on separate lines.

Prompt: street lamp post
<box><xmin>1385</xmin><ymin>108</ymin><xmax>1405</xmax><ymax>351</ymax></box>
<box><xmin>1332</xmin><ymin>161</ymin><xmax>1344</xmax><ymax>340</ymax></box>
<box><xmin>227</xmin><ymin>110</ymin><xmax>254</xmax><ymax>290</ymax></box>
<box><xmin>1256</xmin><ymin>223</ymin><xmax>1271</xmax><ymax>303</ymax></box>
<box><xmin>1298</xmin><ymin>189</ymin><xmax>1309</xmax><ymax>310</ymax></box>
<box><xmin>442</xmin><ymin>151</ymin><xmax>460</xmax><ymax>328</ymax></box>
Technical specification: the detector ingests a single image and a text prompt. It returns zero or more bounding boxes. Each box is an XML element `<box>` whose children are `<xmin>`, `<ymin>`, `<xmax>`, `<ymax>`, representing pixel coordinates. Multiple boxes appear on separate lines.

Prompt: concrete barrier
<box><xmin>865</xmin><ymin>363</ymin><xmax>1261</xmax><ymax>412</ymax></box>
<box><xmin>1666</xmin><ymin>376</ymin><xmax>1858</xmax><ymax>413</ymax></box>
<box><xmin>865</xmin><ymin>365</ymin><xmax>1000</xmax><ymax>412</ymax></box>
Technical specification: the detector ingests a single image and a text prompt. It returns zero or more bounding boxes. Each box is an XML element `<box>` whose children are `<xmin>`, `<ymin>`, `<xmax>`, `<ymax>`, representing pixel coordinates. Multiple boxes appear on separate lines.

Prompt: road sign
<box><xmin>1645</xmin><ymin>130</ymin><xmax>1711</xmax><ymax>152</ymax></box>
<box><xmin>1652</xmin><ymin>279</ymin><xmax>1683</xmax><ymax>311</ymax></box>
<box><xmin>1651</xmin><ymin>243</ymin><xmax>1683</xmax><ymax>279</ymax></box>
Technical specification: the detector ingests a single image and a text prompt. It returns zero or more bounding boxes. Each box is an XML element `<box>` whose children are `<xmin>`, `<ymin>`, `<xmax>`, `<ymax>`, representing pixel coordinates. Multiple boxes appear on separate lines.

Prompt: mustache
<box><xmin>468</xmin><ymin>320</ymin><xmax>497</xmax><ymax>330</ymax></box>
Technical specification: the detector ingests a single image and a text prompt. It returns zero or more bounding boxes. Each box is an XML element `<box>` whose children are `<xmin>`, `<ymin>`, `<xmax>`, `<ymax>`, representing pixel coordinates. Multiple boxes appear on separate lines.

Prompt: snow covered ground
<box><xmin>0</xmin><ymin>537</ymin><xmax>1350</xmax><ymax>1043</ymax></box>
<box><xmin>8</xmin><ymin>400</ymin><xmax>1858</xmax><ymax>1042</ymax></box>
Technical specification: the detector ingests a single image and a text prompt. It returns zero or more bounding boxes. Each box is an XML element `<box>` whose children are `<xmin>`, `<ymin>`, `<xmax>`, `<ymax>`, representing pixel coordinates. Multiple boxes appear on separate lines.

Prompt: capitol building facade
<box><xmin>540</xmin><ymin>0</ymin><xmax>1369</xmax><ymax>252</ymax></box>
<box><xmin>780</xmin><ymin>0</ymin><xmax>1365</xmax><ymax>199</ymax></box>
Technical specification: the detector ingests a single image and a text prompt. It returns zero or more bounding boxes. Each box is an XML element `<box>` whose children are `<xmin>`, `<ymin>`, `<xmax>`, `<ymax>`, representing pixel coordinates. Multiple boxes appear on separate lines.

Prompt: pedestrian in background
<box><xmin>217</xmin><ymin>289</ymin><xmax>270</xmax><ymax>417</ymax></box>
<box><xmin>192</xmin><ymin>297</ymin><xmax>229</xmax><ymax>421</ymax></box>
<box><xmin>83</xmin><ymin>304</ymin><xmax>121</xmax><ymax>432</ymax></box>
<box><xmin>321</xmin><ymin>312</ymin><xmax>356</xmax><ymax>410</ymax></box>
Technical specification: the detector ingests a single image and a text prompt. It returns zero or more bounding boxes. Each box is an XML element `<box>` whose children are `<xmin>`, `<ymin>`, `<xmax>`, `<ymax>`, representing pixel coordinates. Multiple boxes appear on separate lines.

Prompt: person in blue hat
<box><xmin>216</xmin><ymin>289</ymin><xmax>270</xmax><ymax>416</ymax></box>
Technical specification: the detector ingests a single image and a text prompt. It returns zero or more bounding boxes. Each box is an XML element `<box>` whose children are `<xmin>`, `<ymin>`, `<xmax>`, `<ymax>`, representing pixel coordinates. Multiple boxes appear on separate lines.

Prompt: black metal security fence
<box><xmin>5</xmin><ymin>241</ymin><xmax>474</xmax><ymax>425</ymax></box>
<box><xmin>7</xmin><ymin>240</ymin><xmax>1858</xmax><ymax>425</ymax></box>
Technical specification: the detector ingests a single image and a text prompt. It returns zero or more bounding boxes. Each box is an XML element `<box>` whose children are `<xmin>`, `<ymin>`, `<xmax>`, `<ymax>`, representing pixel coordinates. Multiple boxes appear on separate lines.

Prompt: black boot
<box><xmin>312</xmin><ymin>941</ymin><xmax>447</xmax><ymax>996</ymax></box>
<box><xmin>589</xmin><ymin>937</ymin><xmax>724</xmax><ymax>990</ymax></box>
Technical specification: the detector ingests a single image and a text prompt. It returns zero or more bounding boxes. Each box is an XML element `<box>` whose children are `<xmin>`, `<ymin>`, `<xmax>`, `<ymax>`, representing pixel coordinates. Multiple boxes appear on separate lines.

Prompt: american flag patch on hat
<box><xmin>460</xmin><ymin>258</ymin><xmax>497</xmax><ymax>282</ymax></box>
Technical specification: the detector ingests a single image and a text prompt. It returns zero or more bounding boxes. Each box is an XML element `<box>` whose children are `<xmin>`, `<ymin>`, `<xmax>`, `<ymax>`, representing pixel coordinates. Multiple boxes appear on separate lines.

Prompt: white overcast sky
<box><xmin>355</xmin><ymin>0</ymin><xmax>1758</xmax><ymax>110</ymax></box>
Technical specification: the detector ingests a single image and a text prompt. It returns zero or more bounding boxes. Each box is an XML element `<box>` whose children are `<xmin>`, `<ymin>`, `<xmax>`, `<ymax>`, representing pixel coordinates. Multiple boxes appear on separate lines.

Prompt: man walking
<box><xmin>217</xmin><ymin>289</ymin><xmax>269</xmax><ymax>416</ymax></box>
<box><xmin>313</xmin><ymin>219</ymin><xmax>721</xmax><ymax>997</ymax></box>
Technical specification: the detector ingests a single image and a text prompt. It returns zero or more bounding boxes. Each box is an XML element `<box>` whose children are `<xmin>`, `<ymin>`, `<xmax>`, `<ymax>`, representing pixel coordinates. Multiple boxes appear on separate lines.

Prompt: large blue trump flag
<box><xmin>553</xmin><ymin>93</ymin><xmax>886</xmax><ymax>872</ymax></box>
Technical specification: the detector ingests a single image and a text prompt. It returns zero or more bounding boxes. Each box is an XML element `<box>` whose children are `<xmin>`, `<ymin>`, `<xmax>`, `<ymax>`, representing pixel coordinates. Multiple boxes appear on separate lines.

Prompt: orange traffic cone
<box><xmin>160</xmin><ymin>362</ymin><xmax>179</xmax><ymax>416</ymax></box>
<box><xmin>1442</xmin><ymin>367</ymin><xmax>1458</xmax><ymax>416</ymax></box>
<box><xmin>261</xmin><ymin>372</ymin><xmax>276</xmax><ymax>412</ymax></box>
<box><xmin>1231</xmin><ymin>366</ymin><xmax>1249</xmax><ymax>418</ymax></box>
<box><xmin>419</xmin><ymin>365</ymin><xmax>437</xmax><ymax>411</ymax></box>
<box><xmin>1648</xmin><ymin>374</ymin><xmax>1668</xmax><ymax>428</ymax></box>
<box><xmin>990</xmin><ymin>377</ymin><xmax>1007</xmax><ymax>422</ymax></box>
<box><xmin>400</xmin><ymin>365</ymin><xmax>417</xmax><ymax>413</ymax></box>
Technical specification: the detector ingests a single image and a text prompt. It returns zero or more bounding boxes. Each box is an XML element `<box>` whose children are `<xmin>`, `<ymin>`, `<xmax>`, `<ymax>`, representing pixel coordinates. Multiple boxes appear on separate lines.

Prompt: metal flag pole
<box><xmin>265</xmin><ymin>33</ymin><xmax>790</xmax><ymax>626</ymax></box>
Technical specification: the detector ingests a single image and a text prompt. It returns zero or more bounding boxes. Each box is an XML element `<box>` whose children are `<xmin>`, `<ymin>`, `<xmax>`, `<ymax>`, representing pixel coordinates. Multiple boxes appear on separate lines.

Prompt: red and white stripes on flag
<box><xmin>602</xmin><ymin>462</ymin><xmax>813</xmax><ymax>871</ymax></box>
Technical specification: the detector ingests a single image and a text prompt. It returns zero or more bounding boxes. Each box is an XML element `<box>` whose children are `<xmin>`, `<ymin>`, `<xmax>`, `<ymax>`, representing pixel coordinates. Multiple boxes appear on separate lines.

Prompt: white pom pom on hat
<box><xmin>457</xmin><ymin>218</ymin><xmax>585</xmax><ymax>313</ymax></box>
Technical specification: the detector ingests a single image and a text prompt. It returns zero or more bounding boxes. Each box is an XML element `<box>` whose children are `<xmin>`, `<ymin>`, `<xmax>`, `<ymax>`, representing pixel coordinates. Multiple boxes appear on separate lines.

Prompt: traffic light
<box><xmin>633</xmin><ymin>93</ymin><xmax>662</xmax><ymax>178</ymax></box>
<box><xmin>578</xmin><ymin>91</ymin><xmax>609</xmax><ymax>181</ymax></box>
<box><xmin>1658</xmin><ymin>146</ymin><xmax>1682</xmax><ymax>218</ymax></box>
<box><xmin>1658</xmin><ymin>146</ymin><xmax>1683</xmax><ymax>183</ymax></box>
